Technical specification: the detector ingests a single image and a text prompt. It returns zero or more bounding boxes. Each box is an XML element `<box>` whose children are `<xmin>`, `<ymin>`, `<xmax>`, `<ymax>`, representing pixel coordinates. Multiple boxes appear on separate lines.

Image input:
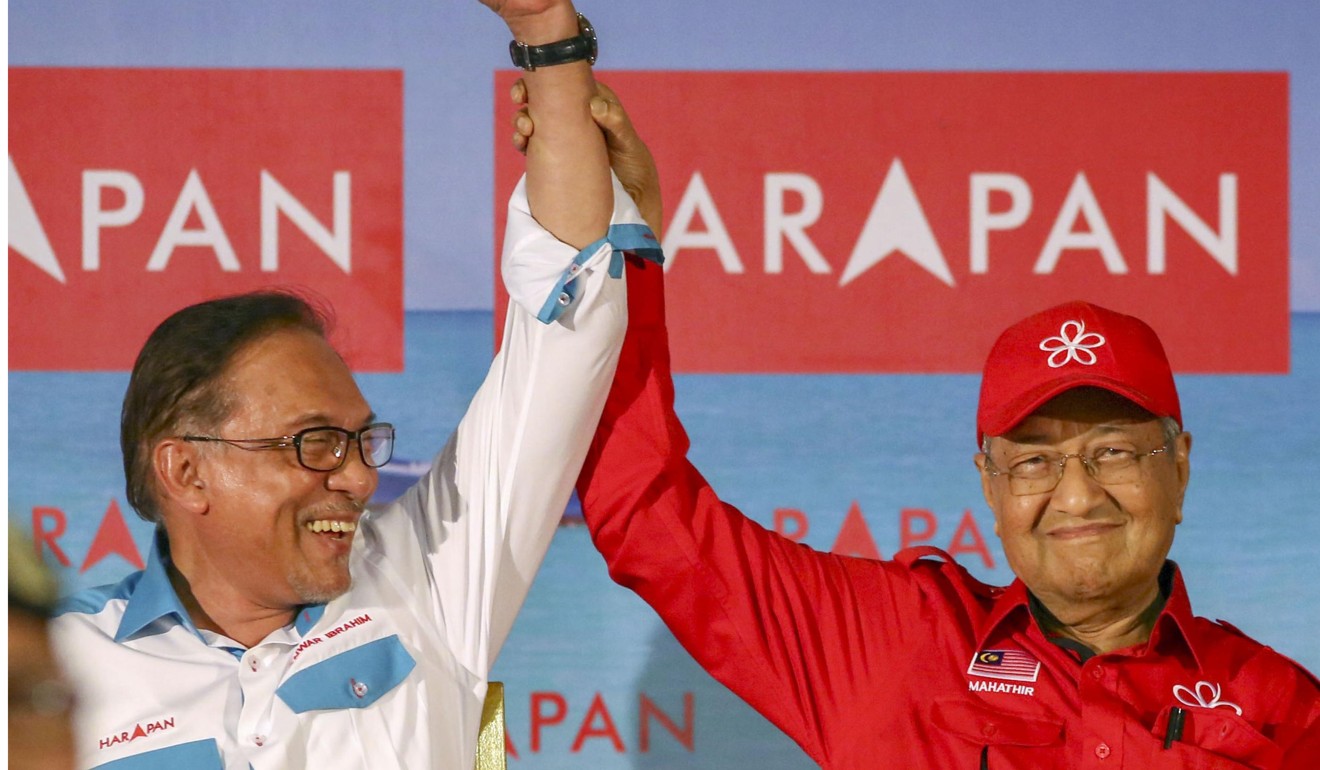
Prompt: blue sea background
<box><xmin>9</xmin><ymin>310</ymin><xmax>1320</xmax><ymax>767</ymax></box>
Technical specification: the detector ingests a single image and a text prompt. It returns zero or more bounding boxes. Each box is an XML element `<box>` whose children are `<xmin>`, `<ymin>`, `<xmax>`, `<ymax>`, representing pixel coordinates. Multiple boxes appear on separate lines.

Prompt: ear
<box><xmin>974</xmin><ymin>452</ymin><xmax>1002</xmax><ymax>538</ymax></box>
<box><xmin>153</xmin><ymin>438</ymin><xmax>210</xmax><ymax>515</ymax></box>
<box><xmin>1172</xmin><ymin>431</ymin><xmax>1192</xmax><ymax>523</ymax></box>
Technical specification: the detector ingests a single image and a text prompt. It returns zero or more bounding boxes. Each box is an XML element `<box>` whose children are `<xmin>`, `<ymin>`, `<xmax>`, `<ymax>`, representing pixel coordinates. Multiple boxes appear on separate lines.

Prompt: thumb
<box><xmin>590</xmin><ymin>96</ymin><xmax>639</xmax><ymax>152</ymax></box>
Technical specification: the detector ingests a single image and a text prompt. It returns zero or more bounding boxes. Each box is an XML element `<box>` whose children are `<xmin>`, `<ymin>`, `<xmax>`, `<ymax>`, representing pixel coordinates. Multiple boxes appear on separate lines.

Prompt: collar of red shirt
<box><xmin>973</xmin><ymin>560</ymin><xmax>1205</xmax><ymax>669</ymax></box>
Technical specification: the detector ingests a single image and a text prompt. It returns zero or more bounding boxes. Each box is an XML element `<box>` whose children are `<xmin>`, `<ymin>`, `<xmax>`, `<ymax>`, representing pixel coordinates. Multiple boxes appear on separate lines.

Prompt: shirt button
<box><xmin>252</xmin><ymin>735</ymin><xmax>266</xmax><ymax>747</ymax></box>
<box><xmin>569</xmin><ymin>263</ymin><xmax>581</xmax><ymax>276</ymax></box>
<box><xmin>557</xmin><ymin>292</ymin><xmax>571</xmax><ymax>306</ymax></box>
<box><xmin>249</xmin><ymin>657</ymin><xmax>259</xmax><ymax>672</ymax></box>
<box><xmin>1089</xmin><ymin>665</ymin><xmax>1104</xmax><ymax>680</ymax></box>
<box><xmin>1094</xmin><ymin>742</ymin><xmax>1111</xmax><ymax>759</ymax></box>
<box><xmin>982</xmin><ymin>723</ymin><xmax>998</xmax><ymax>738</ymax></box>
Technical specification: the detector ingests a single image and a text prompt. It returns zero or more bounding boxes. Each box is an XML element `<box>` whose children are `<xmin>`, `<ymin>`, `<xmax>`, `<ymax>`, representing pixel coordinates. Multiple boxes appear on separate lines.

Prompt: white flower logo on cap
<box><xmin>1040</xmin><ymin>320</ymin><xmax>1106</xmax><ymax>368</ymax></box>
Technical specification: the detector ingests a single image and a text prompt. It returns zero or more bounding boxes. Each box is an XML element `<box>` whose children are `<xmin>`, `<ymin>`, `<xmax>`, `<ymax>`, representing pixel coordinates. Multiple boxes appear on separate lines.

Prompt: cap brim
<box><xmin>978</xmin><ymin>373</ymin><xmax>1166</xmax><ymax>443</ymax></box>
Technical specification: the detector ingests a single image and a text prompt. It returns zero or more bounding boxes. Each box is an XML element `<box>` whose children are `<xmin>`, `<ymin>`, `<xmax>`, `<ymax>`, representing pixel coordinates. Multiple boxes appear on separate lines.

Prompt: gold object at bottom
<box><xmin>474</xmin><ymin>681</ymin><xmax>506</xmax><ymax>770</ymax></box>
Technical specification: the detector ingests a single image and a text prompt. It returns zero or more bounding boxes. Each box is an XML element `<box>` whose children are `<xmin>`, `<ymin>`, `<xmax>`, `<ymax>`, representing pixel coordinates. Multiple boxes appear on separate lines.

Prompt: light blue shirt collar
<box><xmin>114</xmin><ymin>529</ymin><xmax>199</xmax><ymax>643</ymax></box>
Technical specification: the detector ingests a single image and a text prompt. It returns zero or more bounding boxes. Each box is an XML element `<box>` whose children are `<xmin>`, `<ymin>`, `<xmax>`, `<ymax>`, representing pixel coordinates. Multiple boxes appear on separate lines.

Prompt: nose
<box><xmin>1049</xmin><ymin>454</ymin><xmax>1106</xmax><ymax>514</ymax></box>
<box><xmin>326</xmin><ymin>444</ymin><xmax>377</xmax><ymax>502</ymax></box>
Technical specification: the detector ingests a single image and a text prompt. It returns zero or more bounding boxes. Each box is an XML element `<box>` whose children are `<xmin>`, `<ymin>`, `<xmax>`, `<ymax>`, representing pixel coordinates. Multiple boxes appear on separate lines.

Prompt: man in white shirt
<box><xmin>51</xmin><ymin>2</ymin><xmax>661</xmax><ymax>768</ymax></box>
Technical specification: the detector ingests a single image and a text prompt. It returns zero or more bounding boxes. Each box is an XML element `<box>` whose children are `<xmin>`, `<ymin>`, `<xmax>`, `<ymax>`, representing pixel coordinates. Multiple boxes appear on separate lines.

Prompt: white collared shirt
<box><xmin>52</xmin><ymin>175</ymin><xmax>661</xmax><ymax>770</ymax></box>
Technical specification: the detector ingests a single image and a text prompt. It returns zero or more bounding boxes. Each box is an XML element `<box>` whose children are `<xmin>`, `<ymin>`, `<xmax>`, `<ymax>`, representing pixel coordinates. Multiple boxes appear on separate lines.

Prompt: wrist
<box><xmin>504</xmin><ymin>3</ymin><xmax>579</xmax><ymax>45</ymax></box>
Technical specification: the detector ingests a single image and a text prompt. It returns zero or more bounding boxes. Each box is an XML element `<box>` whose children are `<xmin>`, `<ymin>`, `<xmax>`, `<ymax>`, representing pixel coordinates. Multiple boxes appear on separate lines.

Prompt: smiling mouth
<box><xmin>1048</xmin><ymin>523</ymin><xmax>1120</xmax><ymax>540</ymax></box>
<box><xmin>305</xmin><ymin>520</ymin><xmax>358</xmax><ymax>536</ymax></box>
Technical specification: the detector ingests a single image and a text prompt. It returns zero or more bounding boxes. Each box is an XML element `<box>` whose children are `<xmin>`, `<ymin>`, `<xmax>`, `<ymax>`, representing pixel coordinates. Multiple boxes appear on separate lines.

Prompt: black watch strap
<box><xmin>509</xmin><ymin>13</ymin><xmax>597</xmax><ymax>71</ymax></box>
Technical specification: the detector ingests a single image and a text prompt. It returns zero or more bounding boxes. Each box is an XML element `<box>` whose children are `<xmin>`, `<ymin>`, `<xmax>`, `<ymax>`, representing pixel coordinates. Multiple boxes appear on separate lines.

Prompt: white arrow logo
<box><xmin>8</xmin><ymin>157</ymin><xmax>66</xmax><ymax>283</ymax></box>
<box><xmin>839</xmin><ymin>158</ymin><xmax>954</xmax><ymax>287</ymax></box>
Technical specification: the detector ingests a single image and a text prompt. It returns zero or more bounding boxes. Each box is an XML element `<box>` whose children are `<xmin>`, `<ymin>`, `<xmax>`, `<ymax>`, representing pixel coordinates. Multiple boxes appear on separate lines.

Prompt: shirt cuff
<box><xmin>501</xmin><ymin>172</ymin><xmax>665</xmax><ymax>325</ymax></box>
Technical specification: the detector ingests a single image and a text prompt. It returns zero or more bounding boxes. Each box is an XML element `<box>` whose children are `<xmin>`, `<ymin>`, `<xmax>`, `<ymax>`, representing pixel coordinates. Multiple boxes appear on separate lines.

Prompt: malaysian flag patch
<box><xmin>967</xmin><ymin>649</ymin><xmax>1041</xmax><ymax>683</ymax></box>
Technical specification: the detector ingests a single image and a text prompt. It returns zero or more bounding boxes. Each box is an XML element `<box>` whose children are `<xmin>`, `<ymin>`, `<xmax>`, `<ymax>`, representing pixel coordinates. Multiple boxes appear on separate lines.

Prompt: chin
<box><xmin>1063</xmin><ymin>581</ymin><xmax>1111</xmax><ymax>604</ymax></box>
<box><xmin>1059</xmin><ymin>565</ymin><xmax>1119</xmax><ymax>603</ymax></box>
<box><xmin>290</xmin><ymin>567</ymin><xmax>353</xmax><ymax>605</ymax></box>
<box><xmin>296</xmin><ymin>584</ymin><xmax>351</xmax><ymax>606</ymax></box>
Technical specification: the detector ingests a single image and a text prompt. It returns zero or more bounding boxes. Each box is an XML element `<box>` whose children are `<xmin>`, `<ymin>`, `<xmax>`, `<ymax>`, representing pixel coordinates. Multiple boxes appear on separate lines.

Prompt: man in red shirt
<box><xmin>560</xmin><ymin>93</ymin><xmax>1320</xmax><ymax>768</ymax></box>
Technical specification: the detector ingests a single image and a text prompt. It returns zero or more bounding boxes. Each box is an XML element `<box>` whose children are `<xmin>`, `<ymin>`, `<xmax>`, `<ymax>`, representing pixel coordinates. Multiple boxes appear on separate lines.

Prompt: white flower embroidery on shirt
<box><xmin>1173</xmin><ymin>681</ymin><xmax>1243</xmax><ymax>715</ymax></box>
<box><xmin>1039</xmin><ymin>320</ymin><xmax>1106</xmax><ymax>368</ymax></box>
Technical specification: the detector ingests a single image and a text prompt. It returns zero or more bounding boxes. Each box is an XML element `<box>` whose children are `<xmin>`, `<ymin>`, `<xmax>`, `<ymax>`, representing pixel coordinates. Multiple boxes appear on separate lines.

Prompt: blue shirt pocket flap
<box><xmin>91</xmin><ymin>738</ymin><xmax>223</xmax><ymax>769</ymax></box>
<box><xmin>276</xmin><ymin>634</ymin><xmax>416</xmax><ymax>714</ymax></box>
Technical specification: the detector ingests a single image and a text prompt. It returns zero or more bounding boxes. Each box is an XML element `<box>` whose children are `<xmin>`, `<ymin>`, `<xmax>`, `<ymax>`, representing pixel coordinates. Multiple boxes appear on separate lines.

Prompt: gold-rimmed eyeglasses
<box><xmin>984</xmin><ymin>439</ymin><xmax>1173</xmax><ymax>496</ymax></box>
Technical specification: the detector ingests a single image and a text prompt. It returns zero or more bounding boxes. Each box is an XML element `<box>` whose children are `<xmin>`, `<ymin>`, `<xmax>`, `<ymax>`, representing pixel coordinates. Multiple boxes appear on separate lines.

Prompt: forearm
<box><xmin>505</xmin><ymin>3</ymin><xmax>611</xmax><ymax>248</ymax></box>
<box><xmin>413</xmin><ymin>174</ymin><xmax>655</xmax><ymax>674</ymax></box>
<box><xmin>575</xmin><ymin>260</ymin><xmax>947</xmax><ymax>763</ymax></box>
<box><xmin>574</xmin><ymin>261</ymin><xmax>829</xmax><ymax>757</ymax></box>
<box><xmin>459</xmin><ymin>253</ymin><xmax>625</xmax><ymax>665</ymax></box>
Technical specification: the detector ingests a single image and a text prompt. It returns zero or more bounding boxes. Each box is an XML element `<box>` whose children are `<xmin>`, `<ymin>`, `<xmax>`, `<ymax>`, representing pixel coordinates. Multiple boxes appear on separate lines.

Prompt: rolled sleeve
<box><xmin>502</xmin><ymin>172</ymin><xmax>664</xmax><ymax>325</ymax></box>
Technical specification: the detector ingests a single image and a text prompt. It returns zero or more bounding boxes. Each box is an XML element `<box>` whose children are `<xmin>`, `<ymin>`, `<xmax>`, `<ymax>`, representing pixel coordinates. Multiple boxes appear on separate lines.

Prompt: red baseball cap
<box><xmin>976</xmin><ymin>300</ymin><xmax>1181</xmax><ymax>445</ymax></box>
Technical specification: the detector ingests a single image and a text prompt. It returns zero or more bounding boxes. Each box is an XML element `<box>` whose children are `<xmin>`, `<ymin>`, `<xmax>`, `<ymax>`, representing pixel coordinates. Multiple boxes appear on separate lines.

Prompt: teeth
<box><xmin>306</xmin><ymin>520</ymin><xmax>357</xmax><ymax>534</ymax></box>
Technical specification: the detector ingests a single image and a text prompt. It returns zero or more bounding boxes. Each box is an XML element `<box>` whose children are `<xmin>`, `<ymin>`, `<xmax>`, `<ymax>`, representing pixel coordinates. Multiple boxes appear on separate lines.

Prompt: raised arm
<box><xmin>367</xmin><ymin>1</ymin><xmax>661</xmax><ymax>681</ymax></box>
<box><xmin>484</xmin><ymin>0</ymin><xmax>610</xmax><ymax>247</ymax></box>
<box><xmin>569</xmin><ymin>104</ymin><xmax>931</xmax><ymax>766</ymax></box>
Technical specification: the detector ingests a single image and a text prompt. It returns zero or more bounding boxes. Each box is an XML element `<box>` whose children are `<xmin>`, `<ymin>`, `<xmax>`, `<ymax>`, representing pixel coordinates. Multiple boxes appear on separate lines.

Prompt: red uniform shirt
<box><xmin>576</xmin><ymin>261</ymin><xmax>1320</xmax><ymax>769</ymax></box>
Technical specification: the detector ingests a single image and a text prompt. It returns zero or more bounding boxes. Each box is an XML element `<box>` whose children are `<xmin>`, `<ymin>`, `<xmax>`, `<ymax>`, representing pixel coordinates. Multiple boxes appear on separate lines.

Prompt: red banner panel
<box><xmin>9</xmin><ymin>68</ymin><xmax>403</xmax><ymax>371</ymax></box>
<box><xmin>495</xmin><ymin>72</ymin><xmax>1287</xmax><ymax>373</ymax></box>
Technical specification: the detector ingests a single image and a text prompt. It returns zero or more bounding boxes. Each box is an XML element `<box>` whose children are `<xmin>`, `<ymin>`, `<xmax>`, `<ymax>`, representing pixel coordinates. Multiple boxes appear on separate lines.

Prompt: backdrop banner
<box><xmin>496</xmin><ymin>71</ymin><xmax>1288</xmax><ymax>373</ymax></box>
<box><xmin>9</xmin><ymin>67</ymin><xmax>405</xmax><ymax>372</ymax></box>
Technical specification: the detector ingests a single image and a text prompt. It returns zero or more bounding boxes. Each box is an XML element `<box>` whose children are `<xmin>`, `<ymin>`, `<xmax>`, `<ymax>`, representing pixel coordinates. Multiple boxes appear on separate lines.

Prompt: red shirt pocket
<box><xmin>1149</xmin><ymin>704</ymin><xmax>1283</xmax><ymax>770</ymax></box>
<box><xmin>931</xmin><ymin>698</ymin><xmax>1065</xmax><ymax>747</ymax></box>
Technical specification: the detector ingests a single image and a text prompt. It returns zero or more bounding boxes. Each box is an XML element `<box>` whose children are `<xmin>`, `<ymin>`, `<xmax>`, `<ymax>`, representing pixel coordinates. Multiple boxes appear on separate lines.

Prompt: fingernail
<box><xmin>590</xmin><ymin>97</ymin><xmax>607</xmax><ymax>118</ymax></box>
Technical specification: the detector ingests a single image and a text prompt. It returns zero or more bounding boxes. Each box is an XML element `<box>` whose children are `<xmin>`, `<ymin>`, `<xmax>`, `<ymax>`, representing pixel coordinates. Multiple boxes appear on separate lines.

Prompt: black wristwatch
<box><xmin>508</xmin><ymin>13</ymin><xmax>597</xmax><ymax>71</ymax></box>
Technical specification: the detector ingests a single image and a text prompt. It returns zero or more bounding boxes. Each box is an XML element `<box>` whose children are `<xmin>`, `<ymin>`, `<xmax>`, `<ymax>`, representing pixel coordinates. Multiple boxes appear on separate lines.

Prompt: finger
<box><xmin>595</xmin><ymin>82</ymin><xmax>631</xmax><ymax>131</ymax></box>
<box><xmin>509</xmin><ymin>78</ymin><xmax>527</xmax><ymax>106</ymax></box>
<box><xmin>589</xmin><ymin>95</ymin><xmax>611</xmax><ymax>124</ymax></box>
<box><xmin>590</xmin><ymin>97</ymin><xmax>642</xmax><ymax>152</ymax></box>
<box><xmin>511</xmin><ymin>130</ymin><xmax>527</xmax><ymax>155</ymax></box>
<box><xmin>589</xmin><ymin>96</ymin><xmax>628</xmax><ymax>135</ymax></box>
<box><xmin>590</xmin><ymin>83</ymin><xmax>637</xmax><ymax>133</ymax></box>
<box><xmin>512</xmin><ymin>109</ymin><xmax>533</xmax><ymax>138</ymax></box>
<box><xmin>595</xmin><ymin>80</ymin><xmax>621</xmax><ymax>106</ymax></box>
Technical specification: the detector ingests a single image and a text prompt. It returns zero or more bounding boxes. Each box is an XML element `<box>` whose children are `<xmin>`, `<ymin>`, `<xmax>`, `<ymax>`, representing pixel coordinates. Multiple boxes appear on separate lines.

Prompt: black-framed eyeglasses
<box><xmin>984</xmin><ymin>439</ymin><xmax>1174</xmax><ymax>496</ymax></box>
<box><xmin>183</xmin><ymin>423</ymin><xmax>395</xmax><ymax>472</ymax></box>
